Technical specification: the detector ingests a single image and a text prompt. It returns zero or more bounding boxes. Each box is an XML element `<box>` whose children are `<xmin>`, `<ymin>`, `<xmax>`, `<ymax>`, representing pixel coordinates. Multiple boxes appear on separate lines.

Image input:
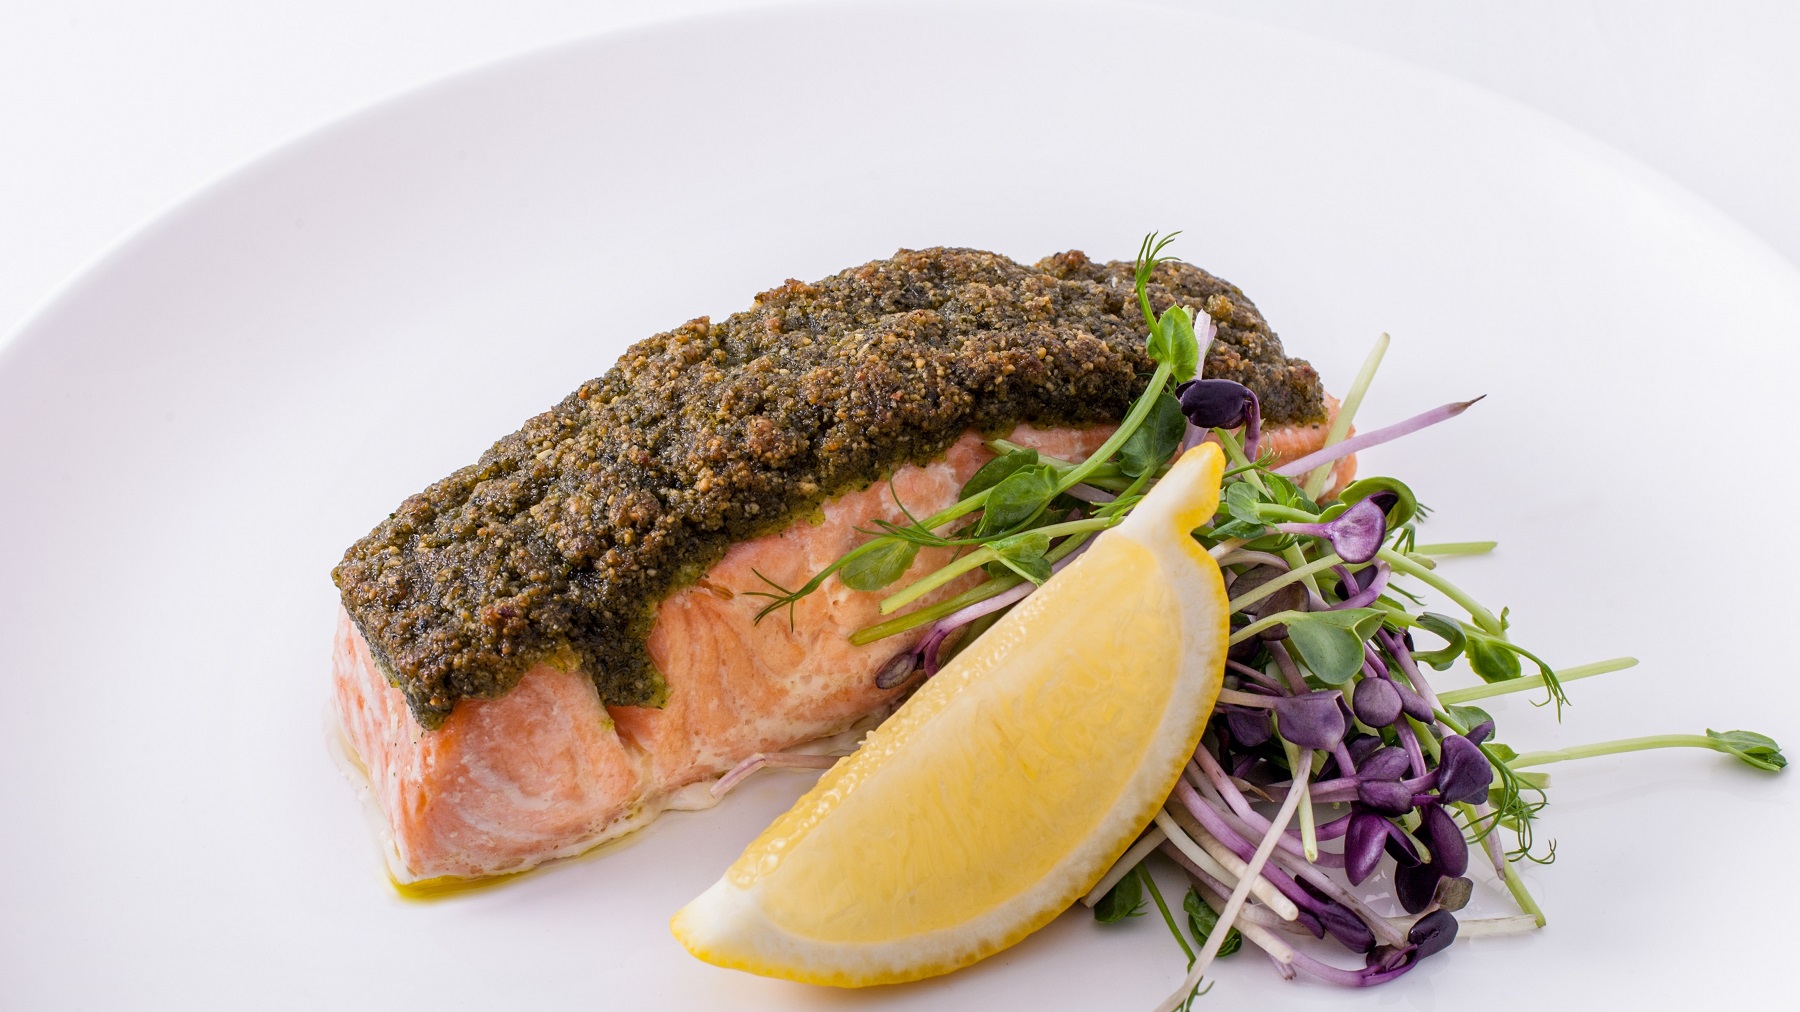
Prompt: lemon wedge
<box><xmin>671</xmin><ymin>443</ymin><xmax>1230</xmax><ymax>986</ymax></box>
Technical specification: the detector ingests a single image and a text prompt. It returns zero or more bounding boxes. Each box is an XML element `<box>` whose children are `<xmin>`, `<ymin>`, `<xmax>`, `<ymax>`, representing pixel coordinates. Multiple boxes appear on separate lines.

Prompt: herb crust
<box><xmin>333</xmin><ymin>248</ymin><xmax>1324</xmax><ymax>727</ymax></box>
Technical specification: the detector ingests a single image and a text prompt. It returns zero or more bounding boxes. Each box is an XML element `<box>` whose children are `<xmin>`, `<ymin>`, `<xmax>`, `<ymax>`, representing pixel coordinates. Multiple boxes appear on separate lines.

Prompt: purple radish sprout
<box><xmin>1395</xmin><ymin>860</ymin><xmax>1442</xmax><ymax>914</ymax></box>
<box><xmin>1273</xmin><ymin>691</ymin><xmax>1348</xmax><ymax>750</ymax></box>
<box><xmin>1226</xmin><ymin>706</ymin><xmax>1274</xmax><ymax>747</ymax></box>
<box><xmin>1408</xmin><ymin>909</ymin><xmax>1460</xmax><ymax>959</ymax></box>
<box><xmin>874</xmin><ymin>648</ymin><xmax>922</xmax><ymax>690</ymax></box>
<box><xmin>709</xmin><ymin>751</ymin><xmax>840</xmax><ymax>798</ymax></box>
<box><xmin>1436</xmin><ymin>735</ymin><xmax>1494</xmax><ymax>804</ymax></box>
<box><xmin>1177</xmin><ymin>378</ymin><xmax>1261</xmax><ymax>458</ymax></box>
<box><xmin>1272</xmin><ymin>397</ymin><xmax>1485</xmax><ymax>479</ymax></box>
<box><xmin>1357</xmin><ymin>779</ymin><xmax>1416</xmax><ymax>816</ymax></box>
<box><xmin>1333</xmin><ymin>562</ymin><xmax>1392</xmax><ymax>609</ymax></box>
<box><xmin>1421</xmin><ymin>804</ymin><xmax>1470</xmax><ymax>878</ymax></box>
<box><xmin>893</xmin><ymin>537</ymin><xmax>1097</xmax><ymax>681</ymax></box>
<box><xmin>1063</xmin><ymin>483</ymin><xmax>1116</xmax><ymax>504</ymax></box>
<box><xmin>1359</xmin><ymin>746</ymin><xmax>1412</xmax><ymax>781</ymax></box>
<box><xmin>1345</xmin><ymin>810</ymin><xmax>1388</xmax><ymax>885</ymax></box>
<box><xmin>1467</xmin><ymin>720</ymin><xmax>1495</xmax><ymax>745</ymax></box>
<box><xmin>1383</xmin><ymin>821</ymin><xmax>1424</xmax><ymax>866</ymax></box>
<box><xmin>1353</xmin><ymin>676</ymin><xmax>1404</xmax><ymax>728</ymax></box>
<box><xmin>1274</xmin><ymin>497</ymin><xmax>1389</xmax><ymax>565</ymax></box>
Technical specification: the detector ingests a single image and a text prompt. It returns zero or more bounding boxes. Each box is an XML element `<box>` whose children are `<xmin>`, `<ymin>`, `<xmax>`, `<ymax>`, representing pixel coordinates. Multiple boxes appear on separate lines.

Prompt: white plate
<box><xmin>3</xmin><ymin>2</ymin><xmax>1796</xmax><ymax>1008</ymax></box>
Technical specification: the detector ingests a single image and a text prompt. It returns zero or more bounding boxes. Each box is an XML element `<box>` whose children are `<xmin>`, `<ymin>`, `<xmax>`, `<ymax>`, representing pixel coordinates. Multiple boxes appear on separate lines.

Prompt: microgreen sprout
<box><xmin>741</xmin><ymin>233</ymin><xmax>1783</xmax><ymax>1005</ymax></box>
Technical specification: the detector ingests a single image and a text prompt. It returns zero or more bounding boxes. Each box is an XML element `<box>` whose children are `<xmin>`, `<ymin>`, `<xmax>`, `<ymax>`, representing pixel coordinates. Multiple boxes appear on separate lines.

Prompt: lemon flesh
<box><xmin>672</xmin><ymin>444</ymin><xmax>1229</xmax><ymax>987</ymax></box>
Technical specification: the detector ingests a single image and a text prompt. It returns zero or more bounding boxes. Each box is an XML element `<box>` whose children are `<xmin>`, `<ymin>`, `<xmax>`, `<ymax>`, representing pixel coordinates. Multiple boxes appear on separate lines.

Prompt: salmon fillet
<box><xmin>332</xmin><ymin>420</ymin><xmax>1354</xmax><ymax>883</ymax></box>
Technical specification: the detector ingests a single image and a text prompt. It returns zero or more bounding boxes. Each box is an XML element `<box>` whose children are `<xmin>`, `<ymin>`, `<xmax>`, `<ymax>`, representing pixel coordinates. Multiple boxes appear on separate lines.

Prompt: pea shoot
<box><xmin>728</xmin><ymin>232</ymin><xmax>1786</xmax><ymax>1006</ymax></box>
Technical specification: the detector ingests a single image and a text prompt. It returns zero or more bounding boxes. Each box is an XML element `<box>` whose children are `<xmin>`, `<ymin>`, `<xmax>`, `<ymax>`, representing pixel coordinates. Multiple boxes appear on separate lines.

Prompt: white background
<box><xmin>2</xmin><ymin>0</ymin><xmax>1797</xmax><ymax>345</ymax></box>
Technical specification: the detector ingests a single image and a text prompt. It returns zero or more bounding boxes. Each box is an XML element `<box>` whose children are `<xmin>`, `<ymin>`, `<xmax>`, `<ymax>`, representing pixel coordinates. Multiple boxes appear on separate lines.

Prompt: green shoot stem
<box><xmin>1437</xmin><ymin>657</ymin><xmax>1638</xmax><ymax>704</ymax></box>
<box><xmin>1511</xmin><ymin>734</ymin><xmax>1736</xmax><ymax>769</ymax></box>
<box><xmin>1413</xmin><ymin>541</ymin><xmax>1498</xmax><ymax>556</ymax></box>
<box><xmin>1225</xmin><ymin>554</ymin><xmax>1344</xmax><ymax>615</ymax></box>
<box><xmin>1305</xmin><ymin>332</ymin><xmax>1388</xmax><ymax>499</ymax></box>
<box><xmin>1280</xmin><ymin>737</ymin><xmax>1318</xmax><ymax>861</ymax></box>
<box><xmin>1057</xmin><ymin>362</ymin><xmax>1174</xmax><ymax>494</ymax></box>
<box><xmin>1228</xmin><ymin>610</ymin><xmax>1307</xmax><ymax>645</ymax></box>
<box><xmin>879</xmin><ymin>548</ymin><xmax>996</xmax><ymax>614</ymax></box>
<box><xmin>849</xmin><ymin>576</ymin><xmax>1020</xmax><ymax>644</ymax></box>
<box><xmin>1140</xmin><ymin>865</ymin><xmax>1196</xmax><ymax>965</ymax></box>
<box><xmin>875</xmin><ymin>516</ymin><xmax>1120</xmax><ymax>614</ymax></box>
<box><xmin>1500</xmin><ymin>858</ymin><xmax>1547</xmax><ymax>927</ymax></box>
<box><xmin>1378</xmin><ymin>547</ymin><xmax>1503</xmax><ymax>635</ymax></box>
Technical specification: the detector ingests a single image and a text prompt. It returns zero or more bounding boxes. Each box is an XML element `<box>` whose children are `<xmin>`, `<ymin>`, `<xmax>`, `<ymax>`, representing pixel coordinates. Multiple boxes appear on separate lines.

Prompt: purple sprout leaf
<box><xmin>1314</xmin><ymin>900</ymin><xmax>1378</xmax><ymax>953</ymax></box>
<box><xmin>1224</xmin><ymin>706</ymin><xmax>1274</xmax><ymax>748</ymax></box>
<box><xmin>1176</xmin><ymin>378</ymin><xmax>1257</xmax><ymax>430</ymax></box>
<box><xmin>1358</xmin><ymin>746</ymin><xmax>1413</xmax><ymax>782</ymax></box>
<box><xmin>1274</xmin><ymin>497</ymin><xmax>1388</xmax><ymax>565</ymax></box>
<box><xmin>1356</xmin><ymin>779</ymin><xmax>1416</xmax><ymax>816</ymax></box>
<box><xmin>1407</xmin><ymin>909</ymin><xmax>1460</xmax><ymax>960</ymax></box>
<box><xmin>1352</xmin><ymin>676</ymin><xmax>1404</xmax><ymax>728</ymax></box>
<box><xmin>1273</xmin><ymin>691</ymin><xmax>1348</xmax><ymax>750</ymax></box>
<box><xmin>1466</xmin><ymin>720</ymin><xmax>1496</xmax><ymax>746</ymax></box>
<box><xmin>874</xmin><ymin>648</ymin><xmax>922</xmax><ymax>690</ymax></box>
<box><xmin>1420</xmin><ymin>803</ymin><xmax>1470</xmax><ymax>878</ymax></box>
<box><xmin>1345</xmin><ymin>810</ymin><xmax>1389</xmax><ymax>886</ymax></box>
<box><xmin>1395</xmin><ymin>860</ymin><xmax>1442</xmax><ymax>914</ymax></box>
<box><xmin>1284</xmin><ymin>609</ymin><xmax>1385</xmax><ymax>685</ymax></box>
<box><xmin>1393</xmin><ymin>680</ymin><xmax>1435</xmax><ymax>723</ymax></box>
<box><xmin>1436</xmin><ymin>735</ymin><xmax>1494</xmax><ymax>805</ymax></box>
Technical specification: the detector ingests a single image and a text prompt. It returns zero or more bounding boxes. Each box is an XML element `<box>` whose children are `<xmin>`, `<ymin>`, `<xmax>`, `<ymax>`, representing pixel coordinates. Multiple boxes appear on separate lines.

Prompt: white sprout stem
<box><xmin>1173</xmin><ymin>857</ymin><xmax>1297</xmax><ymax>935</ymax></box>
<box><xmin>1208</xmin><ymin>537</ymin><xmax>1248</xmax><ymax>559</ymax></box>
<box><xmin>1215</xmin><ymin>549</ymin><xmax>1288</xmax><ymax>569</ymax></box>
<box><xmin>1153</xmin><ymin>749</ymin><xmax>1313</xmax><ymax>1012</ymax></box>
<box><xmin>1449</xmin><ymin>915</ymin><xmax>1544</xmax><ymax>938</ymax></box>
<box><xmin>1152</xmin><ymin>810</ymin><xmax>1299</xmax><ymax>920</ymax></box>
<box><xmin>1081</xmin><ymin>826</ymin><xmax>1167</xmax><ymax>907</ymax></box>
<box><xmin>1188</xmin><ymin>877</ymin><xmax>1303</xmax><ymax>969</ymax></box>
<box><xmin>1215</xmin><ymin>687</ymin><xmax>1276</xmax><ymax>708</ymax></box>
<box><xmin>1437</xmin><ymin>656</ymin><xmax>1638</xmax><ymax>704</ymax></box>
<box><xmin>1303</xmin><ymin>333</ymin><xmax>1388</xmax><ymax>498</ymax></box>
<box><xmin>708</xmin><ymin>752</ymin><xmax>840</xmax><ymax>798</ymax></box>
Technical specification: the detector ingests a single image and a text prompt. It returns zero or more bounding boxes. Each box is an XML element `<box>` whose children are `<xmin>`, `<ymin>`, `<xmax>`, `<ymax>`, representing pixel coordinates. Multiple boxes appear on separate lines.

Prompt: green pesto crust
<box><xmin>333</xmin><ymin>248</ymin><xmax>1324</xmax><ymax>728</ymax></box>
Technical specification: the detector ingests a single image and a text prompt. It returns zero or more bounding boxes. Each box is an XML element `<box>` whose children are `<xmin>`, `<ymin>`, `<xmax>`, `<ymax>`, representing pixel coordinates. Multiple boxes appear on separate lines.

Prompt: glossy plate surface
<box><xmin>2</xmin><ymin>1</ymin><xmax>1795</xmax><ymax>1007</ymax></box>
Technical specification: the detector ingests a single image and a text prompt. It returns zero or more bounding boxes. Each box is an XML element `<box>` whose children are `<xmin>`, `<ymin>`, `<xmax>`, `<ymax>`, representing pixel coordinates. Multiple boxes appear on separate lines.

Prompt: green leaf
<box><xmin>1285</xmin><ymin>619</ymin><xmax>1363</xmax><ymax>685</ymax></box>
<box><xmin>1148</xmin><ymin>304</ymin><xmax>1201</xmax><ymax>381</ymax></box>
<box><xmin>1282</xmin><ymin>609</ymin><xmax>1383</xmax><ymax>685</ymax></box>
<box><xmin>1445</xmin><ymin>703</ymin><xmax>1493</xmax><ymax>732</ymax></box>
<box><xmin>975</xmin><ymin>463</ymin><xmax>1059</xmax><ymax>537</ymax></box>
<box><xmin>1094</xmin><ymin>866</ymin><xmax>1147</xmax><ymax>923</ymax></box>
<box><xmin>1340</xmin><ymin>476</ymin><xmax>1420</xmax><ymax>528</ymax></box>
<box><xmin>1466</xmin><ymin>630</ymin><xmax>1524</xmax><ymax>683</ymax></box>
<box><xmin>991</xmin><ymin>531</ymin><xmax>1053</xmax><ymax>584</ymax></box>
<box><xmin>1260</xmin><ymin>472</ymin><xmax>1318</xmax><ymax>514</ymax></box>
<box><xmin>1223</xmin><ymin>481</ymin><xmax>1269</xmax><ymax>527</ymax></box>
<box><xmin>961</xmin><ymin>448</ymin><xmax>1038</xmax><ymax>500</ymax></box>
<box><xmin>1487</xmin><ymin>743</ymin><xmax>1520</xmax><ymax>763</ymax></box>
<box><xmin>1707</xmin><ymin>729</ymin><xmax>1788</xmax><ymax>772</ymax></box>
<box><xmin>838</xmin><ymin>538</ymin><xmax>919</xmax><ymax>592</ymax></box>
<box><xmin>1412</xmin><ymin>612</ymin><xmax>1466</xmax><ymax>671</ymax></box>
<box><xmin>1183</xmin><ymin>888</ymin><xmax>1241</xmax><ymax>958</ymax></box>
<box><xmin>1119</xmin><ymin>392</ymin><xmax>1188</xmax><ymax>478</ymax></box>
